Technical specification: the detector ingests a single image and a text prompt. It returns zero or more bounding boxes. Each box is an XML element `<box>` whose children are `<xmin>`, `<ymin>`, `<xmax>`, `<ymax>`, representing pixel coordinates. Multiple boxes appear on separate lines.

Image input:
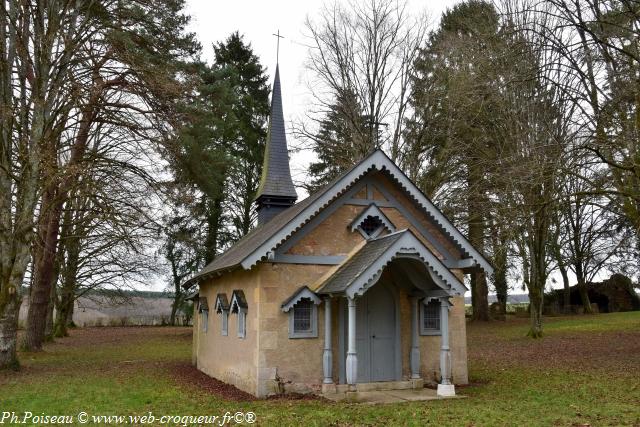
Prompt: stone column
<box><xmin>323</xmin><ymin>296</ymin><xmax>333</xmax><ymax>384</ymax></box>
<box><xmin>346</xmin><ymin>297</ymin><xmax>358</xmax><ymax>385</ymax></box>
<box><xmin>410</xmin><ymin>296</ymin><xmax>421</xmax><ymax>379</ymax></box>
<box><xmin>437</xmin><ymin>298</ymin><xmax>455</xmax><ymax>397</ymax></box>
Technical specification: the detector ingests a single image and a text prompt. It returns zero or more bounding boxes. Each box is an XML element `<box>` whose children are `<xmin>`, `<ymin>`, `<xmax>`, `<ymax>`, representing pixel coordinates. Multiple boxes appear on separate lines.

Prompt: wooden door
<box><xmin>355</xmin><ymin>283</ymin><xmax>396</xmax><ymax>383</ymax></box>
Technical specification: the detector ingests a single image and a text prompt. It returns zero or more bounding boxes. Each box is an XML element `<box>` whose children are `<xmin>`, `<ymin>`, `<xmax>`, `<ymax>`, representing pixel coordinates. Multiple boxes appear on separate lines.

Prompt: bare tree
<box><xmin>53</xmin><ymin>143</ymin><xmax>162</xmax><ymax>337</ymax></box>
<box><xmin>299</xmin><ymin>0</ymin><xmax>428</xmax><ymax>185</ymax></box>
<box><xmin>161</xmin><ymin>203</ymin><xmax>201</xmax><ymax>326</ymax></box>
<box><xmin>496</xmin><ymin>0</ymin><xmax>577</xmax><ymax>337</ymax></box>
<box><xmin>23</xmin><ymin>0</ymin><xmax>197</xmax><ymax>351</ymax></box>
<box><xmin>0</xmin><ymin>0</ymin><xmax>90</xmax><ymax>368</ymax></box>
<box><xmin>510</xmin><ymin>0</ymin><xmax>640</xmax><ymax>272</ymax></box>
<box><xmin>556</xmin><ymin>155</ymin><xmax>628</xmax><ymax>312</ymax></box>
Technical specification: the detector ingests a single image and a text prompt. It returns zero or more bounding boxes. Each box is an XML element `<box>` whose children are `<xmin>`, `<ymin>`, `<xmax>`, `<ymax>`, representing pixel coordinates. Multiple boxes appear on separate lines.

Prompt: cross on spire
<box><xmin>272</xmin><ymin>30</ymin><xmax>284</xmax><ymax>64</ymax></box>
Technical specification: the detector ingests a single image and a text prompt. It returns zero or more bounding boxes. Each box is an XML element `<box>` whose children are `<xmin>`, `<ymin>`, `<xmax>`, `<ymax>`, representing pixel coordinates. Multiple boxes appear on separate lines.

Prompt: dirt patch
<box><xmin>17</xmin><ymin>326</ymin><xmax>191</xmax><ymax>350</ymax></box>
<box><xmin>170</xmin><ymin>362</ymin><xmax>257</xmax><ymax>401</ymax></box>
<box><xmin>266</xmin><ymin>392</ymin><xmax>328</xmax><ymax>402</ymax></box>
<box><xmin>2</xmin><ymin>327</ymin><xmax>192</xmax><ymax>385</ymax></box>
<box><xmin>56</xmin><ymin>325</ymin><xmax>192</xmax><ymax>346</ymax></box>
<box><xmin>467</xmin><ymin>318</ymin><xmax>640</xmax><ymax>374</ymax></box>
<box><xmin>170</xmin><ymin>362</ymin><xmax>328</xmax><ymax>402</ymax></box>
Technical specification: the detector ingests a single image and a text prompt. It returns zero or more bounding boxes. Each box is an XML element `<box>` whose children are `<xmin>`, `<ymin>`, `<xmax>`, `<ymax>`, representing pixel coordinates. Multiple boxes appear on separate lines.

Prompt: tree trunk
<box><xmin>576</xmin><ymin>278</ymin><xmax>593</xmax><ymax>314</ymax></box>
<box><xmin>66</xmin><ymin>302</ymin><xmax>75</xmax><ymax>328</ymax></box>
<box><xmin>24</xmin><ymin>82</ymin><xmax>100</xmax><ymax>349</ymax></box>
<box><xmin>574</xmin><ymin>263</ymin><xmax>593</xmax><ymax>314</ymax></box>
<box><xmin>551</xmin><ymin>230</ymin><xmax>570</xmax><ymax>313</ymax></box>
<box><xmin>24</xmin><ymin>186</ymin><xmax>63</xmax><ymax>351</ymax></box>
<box><xmin>471</xmin><ymin>272</ymin><xmax>490</xmax><ymax>321</ymax></box>
<box><xmin>0</xmin><ymin>287</ymin><xmax>21</xmax><ymax>370</ymax></box>
<box><xmin>54</xmin><ymin>295</ymin><xmax>74</xmax><ymax>338</ymax></box>
<box><xmin>54</xmin><ymin>234</ymin><xmax>80</xmax><ymax>338</ymax></box>
<box><xmin>559</xmin><ymin>264</ymin><xmax>570</xmax><ymax>312</ymax></box>
<box><xmin>493</xmin><ymin>245</ymin><xmax>508</xmax><ymax>316</ymax></box>
<box><xmin>526</xmin><ymin>203</ymin><xmax>550</xmax><ymax>339</ymax></box>
<box><xmin>527</xmin><ymin>232</ymin><xmax>545</xmax><ymax>338</ymax></box>
<box><xmin>204</xmin><ymin>197</ymin><xmax>224</xmax><ymax>264</ymax></box>
<box><xmin>170</xmin><ymin>301</ymin><xmax>179</xmax><ymax>326</ymax></box>
<box><xmin>527</xmin><ymin>286</ymin><xmax>544</xmax><ymax>338</ymax></box>
<box><xmin>44</xmin><ymin>280</ymin><xmax>56</xmax><ymax>342</ymax></box>
<box><xmin>467</xmin><ymin>160</ymin><xmax>489</xmax><ymax>321</ymax></box>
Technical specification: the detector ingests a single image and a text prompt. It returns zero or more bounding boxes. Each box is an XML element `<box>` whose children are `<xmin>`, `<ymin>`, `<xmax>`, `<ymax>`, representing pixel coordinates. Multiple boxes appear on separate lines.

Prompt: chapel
<box><xmin>184</xmin><ymin>65</ymin><xmax>492</xmax><ymax>398</ymax></box>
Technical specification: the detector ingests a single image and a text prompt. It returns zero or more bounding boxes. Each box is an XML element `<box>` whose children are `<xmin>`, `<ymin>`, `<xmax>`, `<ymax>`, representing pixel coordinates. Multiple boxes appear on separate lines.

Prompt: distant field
<box><xmin>17</xmin><ymin>294</ymin><xmax>190</xmax><ymax>328</ymax></box>
<box><xmin>2</xmin><ymin>312</ymin><xmax>639</xmax><ymax>426</ymax></box>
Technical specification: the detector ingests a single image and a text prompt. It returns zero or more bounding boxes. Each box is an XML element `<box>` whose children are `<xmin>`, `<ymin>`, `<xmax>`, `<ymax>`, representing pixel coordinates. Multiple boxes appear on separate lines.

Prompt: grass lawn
<box><xmin>1</xmin><ymin>312</ymin><xmax>639</xmax><ymax>426</ymax></box>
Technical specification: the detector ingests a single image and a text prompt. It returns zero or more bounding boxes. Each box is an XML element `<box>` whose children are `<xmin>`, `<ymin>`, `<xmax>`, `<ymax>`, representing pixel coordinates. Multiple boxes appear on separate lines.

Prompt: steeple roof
<box><xmin>255</xmin><ymin>65</ymin><xmax>297</xmax><ymax>200</ymax></box>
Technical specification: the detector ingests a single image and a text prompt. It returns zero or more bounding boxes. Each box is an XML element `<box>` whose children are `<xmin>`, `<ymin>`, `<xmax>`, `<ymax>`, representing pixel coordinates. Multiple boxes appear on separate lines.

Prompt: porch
<box><xmin>309</xmin><ymin>230</ymin><xmax>466</xmax><ymax>398</ymax></box>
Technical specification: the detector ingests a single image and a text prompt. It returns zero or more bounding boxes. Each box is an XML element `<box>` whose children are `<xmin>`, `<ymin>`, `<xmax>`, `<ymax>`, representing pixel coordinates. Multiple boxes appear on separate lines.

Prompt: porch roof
<box><xmin>315</xmin><ymin>229</ymin><xmax>466</xmax><ymax>298</ymax></box>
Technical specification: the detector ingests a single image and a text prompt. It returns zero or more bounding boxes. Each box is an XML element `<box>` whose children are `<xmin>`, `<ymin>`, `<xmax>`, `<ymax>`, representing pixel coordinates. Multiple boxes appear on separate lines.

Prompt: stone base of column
<box><xmin>437</xmin><ymin>383</ymin><xmax>456</xmax><ymax>397</ymax></box>
<box><xmin>321</xmin><ymin>383</ymin><xmax>337</xmax><ymax>394</ymax></box>
<box><xmin>409</xmin><ymin>378</ymin><xmax>424</xmax><ymax>389</ymax></box>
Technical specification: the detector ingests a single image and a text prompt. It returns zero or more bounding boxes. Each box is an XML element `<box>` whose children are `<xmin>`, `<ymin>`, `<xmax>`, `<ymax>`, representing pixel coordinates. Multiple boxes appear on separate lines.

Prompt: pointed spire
<box><xmin>255</xmin><ymin>65</ymin><xmax>297</xmax><ymax>225</ymax></box>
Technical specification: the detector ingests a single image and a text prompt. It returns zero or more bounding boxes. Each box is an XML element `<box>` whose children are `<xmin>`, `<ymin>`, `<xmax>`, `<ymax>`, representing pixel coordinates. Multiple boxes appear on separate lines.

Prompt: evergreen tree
<box><xmin>307</xmin><ymin>90</ymin><xmax>372</xmax><ymax>191</ymax></box>
<box><xmin>168</xmin><ymin>32</ymin><xmax>269</xmax><ymax>264</ymax></box>
<box><xmin>212</xmin><ymin>33</ymin><xmax>270</xmax><ymax>239</ymax></box>
<box><xmin>407</xmin><ymin>0</ymin><xmax>506</xmax><ymax>321</ymax></box>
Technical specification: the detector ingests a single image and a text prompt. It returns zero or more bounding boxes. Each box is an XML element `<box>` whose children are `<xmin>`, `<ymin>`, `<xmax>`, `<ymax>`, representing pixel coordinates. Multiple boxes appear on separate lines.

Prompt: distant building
<box><xmin>545</xmin><ymin>274</ymin><xmax>640</xmax><ymax>313</ymax></box>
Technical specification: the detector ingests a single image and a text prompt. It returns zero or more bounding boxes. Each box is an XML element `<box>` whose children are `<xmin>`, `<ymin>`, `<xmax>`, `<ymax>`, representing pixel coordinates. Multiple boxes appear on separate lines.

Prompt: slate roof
<box><xmin>316</xmin><ymin>232</ymin><xmax>405</xmax><ymax>294</ymax></box>
<box><xmin>280</xmin><ymin>285</ymin><xmax>324</xmax><ymax>312</ymax></box>
<box><xmin>183</xmin><ymin>161</ymin><xmax>360</xmax><ymax>288</ymax></box>
<box><xmin>214</xmin><ymin>293</ymin><xmax>229</xmax><ymax>312</ymax></box>
<box><xmin>198</xmin><ymin>297</ymin><xmax>209</xmax><ymax>312</ymax></box>
<box><xmin>230</xmin><ymin>289</ymin><xmax>248</xmax><ymax>311</ymax></box>
<box><xmin>183</xmin><ymin>149</ymin><xmax>494</xmax><ymax>289</ymax></box>
<box><xmin>315</xmin><ymin>229</ymin><xmax>467</xmax><ymax>296</ymax></box>
<box><xmin>255</xmin><ymin>65</ymin><xmax>297</xmax><ymax>200</ymax></box>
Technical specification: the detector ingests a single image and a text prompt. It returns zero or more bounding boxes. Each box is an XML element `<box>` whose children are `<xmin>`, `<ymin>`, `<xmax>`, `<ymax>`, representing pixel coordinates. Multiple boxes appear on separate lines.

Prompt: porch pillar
<box><xmin>345</xmin><ymin>297</ymin><xmax>358</xmax><ymax>385</ymax></box>
<box><xmin>323</xmin><ymin>296</ymin><xmax>333</xmax><ymax>384</ymax></box>
<box><xmin>410</xmin><ymin>296</ymin><xmax>421</xmax><ymax>379</ymax></box>
<box><xmin>437</xmin><ymin>298</ymin><xmax>455</xmax><ymax>397</ymax></box>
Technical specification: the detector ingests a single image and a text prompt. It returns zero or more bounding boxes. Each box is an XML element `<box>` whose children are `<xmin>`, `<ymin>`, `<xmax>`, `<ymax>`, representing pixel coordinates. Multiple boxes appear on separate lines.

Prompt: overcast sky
<box><xmin>184</xmin><ymin>0</ymin><xmax>461</xmax><ymax>196</ymax></box>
